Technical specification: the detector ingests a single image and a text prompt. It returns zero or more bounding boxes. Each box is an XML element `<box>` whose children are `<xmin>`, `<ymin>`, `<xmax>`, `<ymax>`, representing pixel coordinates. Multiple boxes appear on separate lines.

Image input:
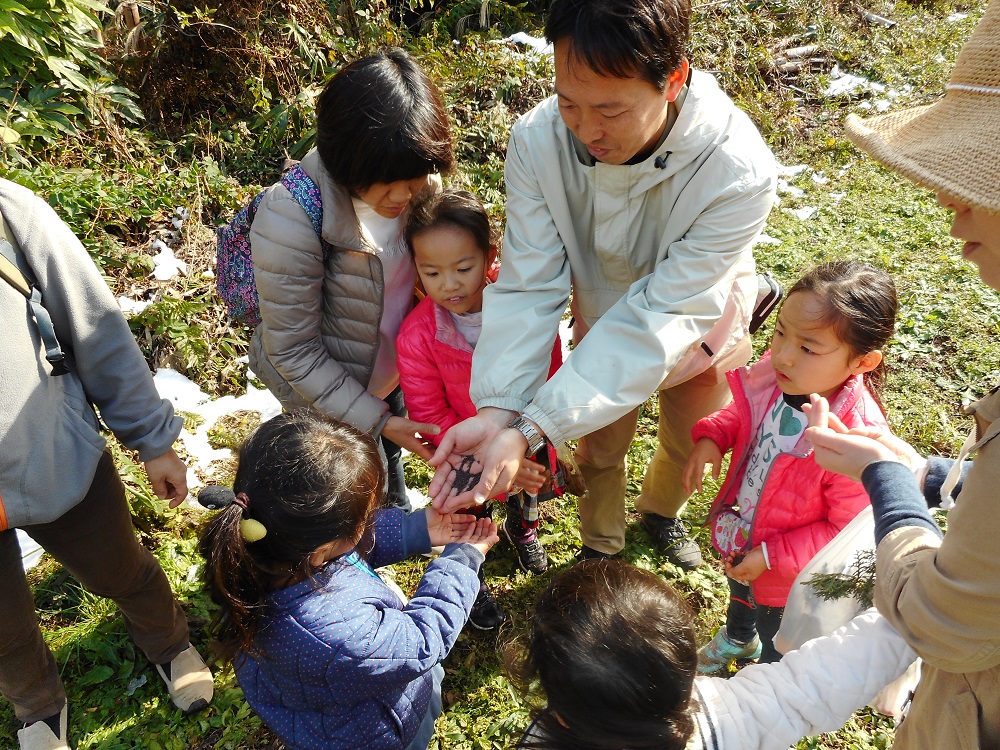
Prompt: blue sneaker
<box><xmin>697</xmin><ymin>626</ymin><xmax>762</xmax><ymax>674</ymax></box>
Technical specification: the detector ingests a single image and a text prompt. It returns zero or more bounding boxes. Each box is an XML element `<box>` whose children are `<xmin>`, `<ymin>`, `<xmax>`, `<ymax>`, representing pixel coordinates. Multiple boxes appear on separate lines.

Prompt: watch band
<box><xmin>509</xmin><ymin>415</ymin><xmax>547</xmax><ymax>456</ymax></box>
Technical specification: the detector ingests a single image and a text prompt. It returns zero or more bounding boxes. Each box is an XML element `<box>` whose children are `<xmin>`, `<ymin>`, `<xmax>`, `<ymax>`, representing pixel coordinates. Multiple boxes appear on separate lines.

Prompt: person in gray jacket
<box><xmin>429</xmin><ymin>0</ymin><xmax>777</xmax><ymax>567</ymax></box>
<box><xmin>0</xmin><ymin>178</ymin><xmax>212</xmax><ymax>750</ymax></box>
<box><xmin>247</xmin><ymin>49</ymin><xmax>454</xmax><ymax>512</ymax></box>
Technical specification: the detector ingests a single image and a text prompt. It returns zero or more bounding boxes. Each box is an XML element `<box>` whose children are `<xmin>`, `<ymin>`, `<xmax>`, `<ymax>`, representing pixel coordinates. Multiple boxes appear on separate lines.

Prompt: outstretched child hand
<box><xmin>682</xmin><ymin>438</ymin><xmax>724</xmax><ymax>494</ymax></box>
<box><xmin>459</xmin><ymin>517</ymin><xmax>500</xmax><ymax>556</ymax></box>
<box><xmin>725</xmin><ymin>547</ymin><xmax>767</xmax><ymax>584</ymax></box>
<box><xmin>424</xmin><ymin>507</ymin><xmax>479</xmax><ymax>547</ymax></box>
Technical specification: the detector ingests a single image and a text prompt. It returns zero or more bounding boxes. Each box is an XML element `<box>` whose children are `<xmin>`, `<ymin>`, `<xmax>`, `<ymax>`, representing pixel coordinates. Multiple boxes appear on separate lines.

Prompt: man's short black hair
<box><xmin>545</xmin><ymin>0</ymin><xmax>690</xmax><ymax>91</ymax></box>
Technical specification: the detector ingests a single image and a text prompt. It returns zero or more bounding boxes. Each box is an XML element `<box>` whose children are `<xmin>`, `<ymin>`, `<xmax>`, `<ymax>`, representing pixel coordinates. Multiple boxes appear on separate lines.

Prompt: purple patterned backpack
<box><xmin>216</xmin><ymin>164</ymin><xmax>329</xmax><ymax>327</ymax></box>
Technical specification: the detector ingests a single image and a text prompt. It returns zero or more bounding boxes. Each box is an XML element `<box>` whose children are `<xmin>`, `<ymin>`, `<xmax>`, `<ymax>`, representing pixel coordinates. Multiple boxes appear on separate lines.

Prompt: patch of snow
<box><xmin>830</xmin><ymin>192</ymin><xmax>847</xmax><ymax>202</ymax></box>
<box><xmin>787</xmin><ymin>206</ymin><xmax>818</xmax><ymax>221</ymax></box>
<box><xmin>558</xmin><ymin>317</ymin><xmax>574</xmax><ymax>359</ymax></box>
<box><xmin>753</xmin><ymin>233</ymin><xmax>782</xmax><ymax>247</ymax></box>
<box><xmin>126</xmin><ymin>675</ymin><xmax>147</xmax><ymax>696</ymax></box>
<box><xmin>500</xmin><ymin>32</ymin><xmax>554</xmax><ymax>56</ymax></box>
<box><xmin>18</xmin><ymin>530</ymin><xmax>43</xmax><ymax>572</ymax></box>
<box><xmin>777</xmin><ymin>179</ymin><xmax>805</xmax><ymax>198</ymax></box>
<box><xmin>825</xmin><ymin>64</ymin><xmax>886</xmax><ymax>98</ymax></box>
<box><xmin>150</xmin><ymin>240</ymin><xmax>186</xmax><ymax>281</ymax></box>
<box><xmin>811</xmin><ymin>172</ymin><xmax>829</xmax><ymax>185</ymax></box>
<box><xmin>777</xmin><ymin>163</ymin><xmax>809</xmax><ymax>177</ymax></box>
<box><xmin>408</xmin><ymin>487</ymin><xmax>431</xmax><ymax>510</ymax></box>
<box><xmin>153</xmin><ymin>368</ymin><xmax>282</xmax><ymax>505</ymax></box>
<box><xmin>118</xmin><ymin>296</ymin><xmax>151</xmax><ymax>316</ymax></box>
<box><xmin>948</xmin><ymin>12</ymin><xmax>968</xmax><ymax>22</ymax></box>
<box><xmin>154</xmin><ymin>367</ymin><xmax>212</xmax><ymax>413</ymax></box>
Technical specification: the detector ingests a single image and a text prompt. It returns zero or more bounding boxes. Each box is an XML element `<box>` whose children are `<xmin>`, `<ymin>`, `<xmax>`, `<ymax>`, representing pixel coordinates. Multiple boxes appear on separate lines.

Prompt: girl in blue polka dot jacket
<box><xmin>199</xmin><ymin>410</ymin><xmax>499</xmax><ymax>750</ymax></box>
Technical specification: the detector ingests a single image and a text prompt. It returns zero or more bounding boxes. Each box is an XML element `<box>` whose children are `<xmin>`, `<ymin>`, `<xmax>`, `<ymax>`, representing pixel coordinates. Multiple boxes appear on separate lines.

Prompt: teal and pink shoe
<box><xmin>697</xmin><ymin>626</ymin><xmax>762</xmax><ymax>674</ymax></box>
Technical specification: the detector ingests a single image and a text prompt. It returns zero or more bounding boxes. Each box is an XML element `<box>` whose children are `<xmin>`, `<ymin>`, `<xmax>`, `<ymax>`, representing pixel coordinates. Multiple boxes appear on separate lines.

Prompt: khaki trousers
<box><xmin>576</xmin><ymin>337</ymin><xmax>752</xmax><ymax>555</ymax></box>
<box><xmin>0</xmin><ymin>452</ymin><xmax>189</xmax><ymax>723</ymax></box>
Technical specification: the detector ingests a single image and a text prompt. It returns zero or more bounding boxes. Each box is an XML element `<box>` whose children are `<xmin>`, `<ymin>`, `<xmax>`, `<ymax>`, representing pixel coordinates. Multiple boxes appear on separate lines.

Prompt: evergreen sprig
<box><xmin>805</xmin><ymin>548</ymin><xmax>877</xmax><ymax>609</ymax></box>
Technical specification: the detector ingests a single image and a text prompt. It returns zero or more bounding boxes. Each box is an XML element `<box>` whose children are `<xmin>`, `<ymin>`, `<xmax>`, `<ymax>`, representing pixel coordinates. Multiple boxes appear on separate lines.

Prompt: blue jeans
<box><xmin>404</xmin><ymin>664</ymin><xmax>444</xmax><ymax>750</ymax></box>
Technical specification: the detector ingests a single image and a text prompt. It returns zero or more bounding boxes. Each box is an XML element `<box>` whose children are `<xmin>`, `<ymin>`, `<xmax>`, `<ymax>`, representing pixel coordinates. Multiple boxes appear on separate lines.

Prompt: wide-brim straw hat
<box><xmin>845</xmin><ymin>1</ymin><xmax>1000</xmax><ymax>214</ymax></box>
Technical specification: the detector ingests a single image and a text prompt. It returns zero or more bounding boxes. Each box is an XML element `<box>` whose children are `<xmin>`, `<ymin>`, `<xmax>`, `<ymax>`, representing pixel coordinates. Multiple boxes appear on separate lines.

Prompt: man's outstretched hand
<box><xmin>428</xmin><ymin>408</ymin><xmax>535</xmax><ymax>513</ymax></box>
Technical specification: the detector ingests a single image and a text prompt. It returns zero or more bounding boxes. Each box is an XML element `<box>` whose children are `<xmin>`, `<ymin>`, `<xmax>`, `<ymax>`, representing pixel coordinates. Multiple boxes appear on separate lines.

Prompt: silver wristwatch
<box><xmin>509</xmin><ymin>415</ymin><xmax>547</xmax><ymax>456</ymax></box>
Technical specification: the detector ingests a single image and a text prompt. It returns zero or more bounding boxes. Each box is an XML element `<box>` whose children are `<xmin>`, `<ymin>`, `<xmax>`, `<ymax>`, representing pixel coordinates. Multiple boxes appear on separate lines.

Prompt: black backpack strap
<box><xmin>0</xmin><ymin>236</ymin><xmax>69</xmax><ymax>376</ymax></box>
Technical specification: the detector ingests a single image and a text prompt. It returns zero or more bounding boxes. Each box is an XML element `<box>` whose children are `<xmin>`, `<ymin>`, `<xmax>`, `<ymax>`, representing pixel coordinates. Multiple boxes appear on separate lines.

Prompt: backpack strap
<box><xmin>0</xmin><ymin>217</ymin><xmax>69</xmax><ymax>376</ymax></box>
<box><xmin>281</xmin><ymin>164</ymin><xmax>333</xmax><ymax>255</ymax></box>
<box><xmin>0</xmin><ymin>238</ymin><xmax>31</xmax><ymax>297</ymax></box>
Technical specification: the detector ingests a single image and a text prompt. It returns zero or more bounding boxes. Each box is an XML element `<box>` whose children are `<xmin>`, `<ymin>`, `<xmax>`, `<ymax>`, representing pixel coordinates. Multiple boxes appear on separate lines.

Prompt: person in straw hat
<box><xmin>804</xmin><ymin>4</ymin><xmax>1000</xmax><ymax>748</ymax></box>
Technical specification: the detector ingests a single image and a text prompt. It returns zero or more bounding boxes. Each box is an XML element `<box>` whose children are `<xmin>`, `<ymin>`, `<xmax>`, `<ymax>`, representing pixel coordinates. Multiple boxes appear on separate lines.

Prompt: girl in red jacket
<box><xmin>682</xmin><ymin>261</ymin><xmax>897</xmax><ymax>669</ymax></box>
<box><xmin>397</xmin><ymin>189</ymin><xmax>563</xmax><ymax>630</ymax></box>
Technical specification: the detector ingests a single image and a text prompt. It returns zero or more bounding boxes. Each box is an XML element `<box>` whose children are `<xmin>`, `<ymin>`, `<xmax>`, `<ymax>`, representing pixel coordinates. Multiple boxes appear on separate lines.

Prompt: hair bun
<box><xmin>198</xmin><ymin>485</ymin><xmax>236</xmax><ymax>510</ymax></box>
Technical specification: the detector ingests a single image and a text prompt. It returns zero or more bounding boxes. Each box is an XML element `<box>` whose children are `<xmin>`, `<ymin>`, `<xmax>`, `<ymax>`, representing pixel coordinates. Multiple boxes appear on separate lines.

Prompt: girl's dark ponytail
<box><xmin>200</xmin><ymin>506</ymin><xmax>268</xmax><ymax>661</ymax></box>
<box><xmin>199</xmin><ymin>410</ymin><xmax>385</xmax><ymax>664</ymax></box>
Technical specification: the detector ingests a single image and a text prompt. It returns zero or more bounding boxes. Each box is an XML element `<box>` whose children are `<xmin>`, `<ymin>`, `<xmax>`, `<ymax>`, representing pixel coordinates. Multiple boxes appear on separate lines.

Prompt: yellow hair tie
<box><xmin>240</xmin><ymin>518</ymin><xmax>267</xmax><ymax>543</ymax></box>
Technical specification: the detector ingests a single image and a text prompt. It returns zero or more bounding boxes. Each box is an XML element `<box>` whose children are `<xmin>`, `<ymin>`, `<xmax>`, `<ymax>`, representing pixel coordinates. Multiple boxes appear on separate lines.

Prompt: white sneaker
<box><xmin>155</xmin><ymin>644</ymin><xmax>214</xmax><ymax>714</ymax></box>
<box><xmin>17</xmin><ymin>703</ymin><xmax>69</xmax><ymax>750</ymax></box>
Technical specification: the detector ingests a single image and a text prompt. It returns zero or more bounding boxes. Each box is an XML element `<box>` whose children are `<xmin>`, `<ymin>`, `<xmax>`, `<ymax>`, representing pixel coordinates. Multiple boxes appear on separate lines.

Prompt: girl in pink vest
<box><xmin>683</xmin><ymin>261</ymin><xmax>897</xmax><ymax>668</ymax></box>
<box><xmin>397</xmin><ymin>189</ymin><xmax>563</xmax><ymax>630</ymax></box>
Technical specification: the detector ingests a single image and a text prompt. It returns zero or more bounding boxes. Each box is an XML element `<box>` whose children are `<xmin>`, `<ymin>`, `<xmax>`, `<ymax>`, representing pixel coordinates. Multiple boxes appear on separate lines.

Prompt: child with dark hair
<box><xmin>509</xmin><ymin>560</ymin><xmax>916</xmax><ymax>750</ymax></box>
<box><xmin>248</xmin><ymin>48</ymin><xmax>456</xmax><ymax>513</ymax></box>
<box><xmin>396</xmin><ymin>189</ymin><xmax>564</xmax><ymax>629</ymax></box>
<box><xmin>683</xmin><ymin>261</ymin><xmax>898</xmax><ymax>669</ymax></box>
<box><xmin>199</xmin><ymin>410</ymin><xmax>498</xmax><ymax>750</ymax></box>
